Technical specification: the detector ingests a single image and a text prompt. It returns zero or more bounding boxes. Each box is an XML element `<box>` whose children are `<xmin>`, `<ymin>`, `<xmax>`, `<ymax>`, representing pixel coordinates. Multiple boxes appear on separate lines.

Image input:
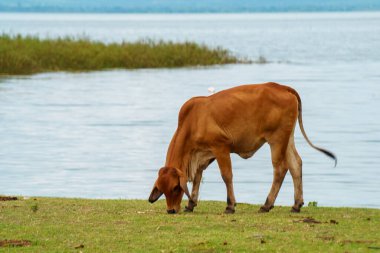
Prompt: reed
<box><xmin>0</xmin><ymin>34</ymin><xmax>244</xmax><ymax>75</ymax></box>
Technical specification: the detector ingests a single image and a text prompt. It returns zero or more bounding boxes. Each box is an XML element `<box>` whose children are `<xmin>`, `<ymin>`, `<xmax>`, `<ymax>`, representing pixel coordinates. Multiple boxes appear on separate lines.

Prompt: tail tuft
<box><xmin>314</xmin><ymin>147</ymin><xmax>337</xmax><ymax>167</ymax></box>
<box><xmin>287</xmin><ymin>86</ymin><xmax>337</xmax><ymax>167</ymax></box>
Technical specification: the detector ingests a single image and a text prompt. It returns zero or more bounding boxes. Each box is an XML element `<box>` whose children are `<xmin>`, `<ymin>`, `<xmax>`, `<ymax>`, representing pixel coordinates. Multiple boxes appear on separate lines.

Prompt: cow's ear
<box><xmin>148</xmin><ymin>186</ymin><xmax>163</xmax><ymax>203</ymax></box>
<box><xmin>179</xmin><ymin>175</ymin><xmax>192</xmax><ymax>201</ymax></box>
<box><xmin>174</xmin><ymin>168</ymin><xmax>192</xmax><ymax>201</ymax></box>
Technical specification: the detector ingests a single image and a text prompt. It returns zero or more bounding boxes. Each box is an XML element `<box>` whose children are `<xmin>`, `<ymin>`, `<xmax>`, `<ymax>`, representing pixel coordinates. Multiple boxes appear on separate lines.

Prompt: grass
<box><xmin>0</xmin><ymin>197</ymin><xmax>379</xmax><ymax>252</ymax></box>
<box><xmin>0</xmin><ymin>34</ymin><xmax>245</xmax><ymax>75</ymax></box>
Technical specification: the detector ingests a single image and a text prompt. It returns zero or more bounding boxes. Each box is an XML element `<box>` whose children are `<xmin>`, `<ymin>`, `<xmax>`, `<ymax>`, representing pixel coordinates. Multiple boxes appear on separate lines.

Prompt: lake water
<box><xmin>0</xmin><ymin>12</ymin><xmax>379</xmax><ymax>208</ymax></box>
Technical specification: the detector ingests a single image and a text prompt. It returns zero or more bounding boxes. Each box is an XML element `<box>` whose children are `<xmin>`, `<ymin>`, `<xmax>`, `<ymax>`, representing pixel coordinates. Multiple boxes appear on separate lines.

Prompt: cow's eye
<box><xmin>173</xmin><ymin>185</ymin><xmax>181</xmax><ymax>193</ymax></box>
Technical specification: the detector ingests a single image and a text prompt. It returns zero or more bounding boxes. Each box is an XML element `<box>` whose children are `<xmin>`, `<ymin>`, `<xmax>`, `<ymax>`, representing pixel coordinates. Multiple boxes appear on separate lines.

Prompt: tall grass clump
<box><xmin>0</xmin><ymin>34</ymin><xmax>244</xmax><ymax>75</ymax></box>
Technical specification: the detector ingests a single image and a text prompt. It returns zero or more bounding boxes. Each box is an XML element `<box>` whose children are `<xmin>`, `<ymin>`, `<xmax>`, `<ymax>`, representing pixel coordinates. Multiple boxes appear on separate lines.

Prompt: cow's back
<box><xmin>178</xmin><ymin>83</ymin><xmax>299</xmax><ymax>153</ymax></box>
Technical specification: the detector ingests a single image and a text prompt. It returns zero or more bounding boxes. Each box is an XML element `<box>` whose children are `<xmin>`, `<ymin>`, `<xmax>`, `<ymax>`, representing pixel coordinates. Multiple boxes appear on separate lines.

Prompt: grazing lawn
<box><xmin>0</xmin><ymin>35</ymin><xmax>246</xmax><ymax>75</ymax></box>
<box><xmin>0</xmin><ymin>197</ymin><xmax>379</xmax><ymax>252</ymax></box>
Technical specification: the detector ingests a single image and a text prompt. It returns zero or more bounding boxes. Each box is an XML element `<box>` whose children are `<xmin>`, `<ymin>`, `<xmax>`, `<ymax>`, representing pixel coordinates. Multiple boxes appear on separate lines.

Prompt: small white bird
<box><xmin>208</xmin><ymin>86</ymin><xmax>216</xmax><ymax>95</ymax></box>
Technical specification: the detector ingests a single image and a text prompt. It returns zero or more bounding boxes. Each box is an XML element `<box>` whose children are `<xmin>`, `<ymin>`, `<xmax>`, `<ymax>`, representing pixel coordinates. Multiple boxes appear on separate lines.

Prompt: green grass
<box><xmin>0</xmin><ymin>197</ymin><xmax>379</xmax><ymax>252</ymax></box>
<box><xmin>0</xmin><ymin>34</ymin><xmax>245</xmax><ymax>75</ymax></box>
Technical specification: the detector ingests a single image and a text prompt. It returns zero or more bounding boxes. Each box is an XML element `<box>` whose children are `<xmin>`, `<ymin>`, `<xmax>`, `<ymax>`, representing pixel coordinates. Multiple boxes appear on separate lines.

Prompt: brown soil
<box><xmin>294</xmin><ymin>217</ymin><xmax>322</xmax><ymax>224</ymax></box>
<box><xmin>342</xmin><ymin>240</ymin><xmax>376</xmax><ymax>244</ymax></box>
<box><xmin>0</xmin><ymin>240</ymin><xmax>31</xmax><ymax>247</ymax></box>
<box><xmin>318</xmin><ymin>236</ymin><xmax>335</xmax><ymax>241</ymax></box>
<box><xmin>74</xmin><ymin>244</ymin><xmax>84</xmax><ymax>249</ymax></box>
<box><xmin>0</xmin><ymin>196</ymin><xmax>18</xmax><ymax>201</ymax></box>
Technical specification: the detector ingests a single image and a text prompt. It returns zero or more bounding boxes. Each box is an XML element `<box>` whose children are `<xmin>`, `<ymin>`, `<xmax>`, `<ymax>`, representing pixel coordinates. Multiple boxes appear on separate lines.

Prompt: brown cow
<box><xmin>148</xmin><ymin>82</ymin><xmax>336</xmax><ymax>214</ymax></box>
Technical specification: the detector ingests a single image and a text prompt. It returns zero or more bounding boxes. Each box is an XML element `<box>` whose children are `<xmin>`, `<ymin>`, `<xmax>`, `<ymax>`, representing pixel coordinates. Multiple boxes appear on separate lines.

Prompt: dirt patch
<box><xmin>317</xmin><ymin>236</ymin><xmax>335</xmax><ymax>241</ymax></box>
<box><xmin>0</xmin><ymin>240</ymin><xmax>31</xmax><ymax>247</ymax></box>
<box><xmin>342</xmin><ymin>240</ymin><xmax>376</xmax><ymax>244</ymax></box>
<box><xmin>0</xmin><ymin>196</ymin><xmax>18</xmax><ymax>201</ymax></box>
<box><xmin>294</xmin><ymin>217</ymin><xmax>321</xmax><ymax>224</ymax></box>
<box><xmin>74</xmin><ymin>244</ymin><xmax>84</xmax><ymax>249</ymax></box>
<box><xmin>294</xmin><ymin>217</ymin><xmax>339</xmax><ymax>225</ymax></box>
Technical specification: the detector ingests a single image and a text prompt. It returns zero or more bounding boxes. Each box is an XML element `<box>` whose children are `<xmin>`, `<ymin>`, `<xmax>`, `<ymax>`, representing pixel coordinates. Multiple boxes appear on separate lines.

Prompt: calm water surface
<box><xmin>0</xmin><ymin>13</ymin><xmax>379</xmax><ymax>208</ymax></box>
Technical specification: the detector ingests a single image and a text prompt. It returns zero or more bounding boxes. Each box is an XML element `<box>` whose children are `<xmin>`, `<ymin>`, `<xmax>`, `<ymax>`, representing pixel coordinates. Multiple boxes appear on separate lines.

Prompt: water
<box><xmin>0</xmin><ymin>13</ymin><xmax>379</xmax><ymax>208</ymax></box>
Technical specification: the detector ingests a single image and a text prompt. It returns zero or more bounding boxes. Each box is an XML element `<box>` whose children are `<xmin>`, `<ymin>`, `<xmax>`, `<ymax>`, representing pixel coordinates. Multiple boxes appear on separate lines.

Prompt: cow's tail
<box><xmin>287</xmin><ymin>87</ymin><xmax>337</xmax><ymax>167</ymax></box>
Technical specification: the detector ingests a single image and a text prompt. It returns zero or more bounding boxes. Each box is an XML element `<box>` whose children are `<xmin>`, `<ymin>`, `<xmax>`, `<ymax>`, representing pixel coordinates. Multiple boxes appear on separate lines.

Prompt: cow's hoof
<box><xmin>291</xmin><ymin>207</ymin><xmax>301</xmax><ymax>213</ymax></box>
<box><xmin>258</xmin><ymin>207</ymin><xmax>269</xmax><ymax>213</ymax></box>
<box><xmin>224</xmin><ymin>207</ymin><xmax>235</xmax><ymax>214</ymax></box>
<box><xmin>258</xmin><ymin>205</ymin><xmax>273</xmax><ymax>213</ymax></box>
<box><xmin>167</xmin><ymin>209</ymin><xmax>177</xmax><ymax>214</ymax></box>
<box><xmin>184</xmin><ymin>206</ymin><xmax>194</xmax><ymax>212</ymax></box>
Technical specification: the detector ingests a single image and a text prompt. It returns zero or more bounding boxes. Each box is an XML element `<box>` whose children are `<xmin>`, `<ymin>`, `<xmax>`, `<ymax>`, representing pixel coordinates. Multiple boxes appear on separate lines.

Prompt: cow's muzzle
<box><xmin>167</xmin><ymin>209</ymin><xmax>177</xmax><ymax>214</ymax></box>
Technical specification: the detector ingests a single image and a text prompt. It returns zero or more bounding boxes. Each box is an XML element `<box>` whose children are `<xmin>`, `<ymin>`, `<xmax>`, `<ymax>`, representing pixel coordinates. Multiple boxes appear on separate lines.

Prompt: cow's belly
<box><xmin>188</xmin><ymin>150</ymin><xmax>215</xmax><ymax>180</ymax></box>
<box><xmin>231</xmin><ymin>136</ymin><xmax>266</xmax><ymax>160</ymax></box>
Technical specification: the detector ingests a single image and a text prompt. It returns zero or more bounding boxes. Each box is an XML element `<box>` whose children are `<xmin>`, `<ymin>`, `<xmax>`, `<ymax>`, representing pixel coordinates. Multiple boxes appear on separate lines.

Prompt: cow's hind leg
<box><xmin>287</xmin><ymin>137</ymin><xmax>304</xmax><ymax>212</ymax></box>
<box><xmin>213</xmin><ymin>147</ymin><xmax>236</xmax><ymax>214</ymax></box>
<box><xmin>259</xmin><ymin>138</ymin><xmax>289</xmax><ymax>213</ymax></box>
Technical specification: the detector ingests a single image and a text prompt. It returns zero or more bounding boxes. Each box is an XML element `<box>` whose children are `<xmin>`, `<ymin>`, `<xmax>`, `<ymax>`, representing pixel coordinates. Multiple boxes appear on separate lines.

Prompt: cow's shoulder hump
<box><xmin>178</xmin><ymin>96</ymin><xmax>207</xmax><ymax>125</ymax></box>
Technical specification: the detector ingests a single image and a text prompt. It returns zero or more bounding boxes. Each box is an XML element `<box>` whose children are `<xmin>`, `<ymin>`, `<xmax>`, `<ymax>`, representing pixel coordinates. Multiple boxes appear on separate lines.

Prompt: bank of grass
<box><xmin>0</xmin><ymin>34</ymin><xmax>245</xmax><ymax>75</ymax></box>
<box><xmin>0</xmin><ymin>198</ymin><xmax>379</xmax><ymax>252</ymax></box>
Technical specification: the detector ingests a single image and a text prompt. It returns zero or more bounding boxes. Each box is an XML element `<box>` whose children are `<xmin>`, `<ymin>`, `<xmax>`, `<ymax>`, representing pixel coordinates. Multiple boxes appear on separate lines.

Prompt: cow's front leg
<box><xmin>214</xmin><ymin>148</ymin><xmax>236</xmax><ymax>214</ymax></box>
<box><xmin>184</xmin><ymin>169</ymin><xmax>204</xmax><ymax>212</ymax></box>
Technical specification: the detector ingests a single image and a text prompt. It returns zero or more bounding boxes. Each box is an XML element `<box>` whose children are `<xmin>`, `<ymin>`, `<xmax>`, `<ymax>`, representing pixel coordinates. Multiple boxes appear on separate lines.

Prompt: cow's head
<box><xmin>148</xmin><ymin>167</ymin><xmax>191</xmax><ymax>214</ymax></box>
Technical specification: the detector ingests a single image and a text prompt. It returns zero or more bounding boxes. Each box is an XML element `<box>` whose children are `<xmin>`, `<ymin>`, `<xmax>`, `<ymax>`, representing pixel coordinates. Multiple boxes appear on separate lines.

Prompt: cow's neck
<box><xmin>165</xmin><ymin>129</ymin><xmax>214</xmax><ymax>182</ymax></box>
<box><xmin>165</xmin><ymin>129</ymin><xmax>193</xmax><ymax>181</ymax></box>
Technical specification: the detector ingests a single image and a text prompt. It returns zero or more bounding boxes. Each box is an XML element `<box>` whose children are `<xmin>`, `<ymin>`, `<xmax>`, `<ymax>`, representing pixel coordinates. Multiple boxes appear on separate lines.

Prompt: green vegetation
<box><xmin>0</xmin><ymin>35</ymin><xmax>244</xmax><ymax>75</ymax></box>
<box><xmin>1</xmin><ymin>197</ymin><xmax>379</xmax><ymax>252</ymax></box>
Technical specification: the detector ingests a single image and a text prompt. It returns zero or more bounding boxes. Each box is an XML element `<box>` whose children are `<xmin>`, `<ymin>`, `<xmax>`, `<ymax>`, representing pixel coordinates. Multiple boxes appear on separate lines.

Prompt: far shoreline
<box><xmin>1</xmin><ymin>195</ymin><xmax>378</xmax><ymax>209</ymax></box>
<box><xmin>0</xmin><ymin>34</ymin><xmax>251</xmax><ymax>75</ymax></box>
